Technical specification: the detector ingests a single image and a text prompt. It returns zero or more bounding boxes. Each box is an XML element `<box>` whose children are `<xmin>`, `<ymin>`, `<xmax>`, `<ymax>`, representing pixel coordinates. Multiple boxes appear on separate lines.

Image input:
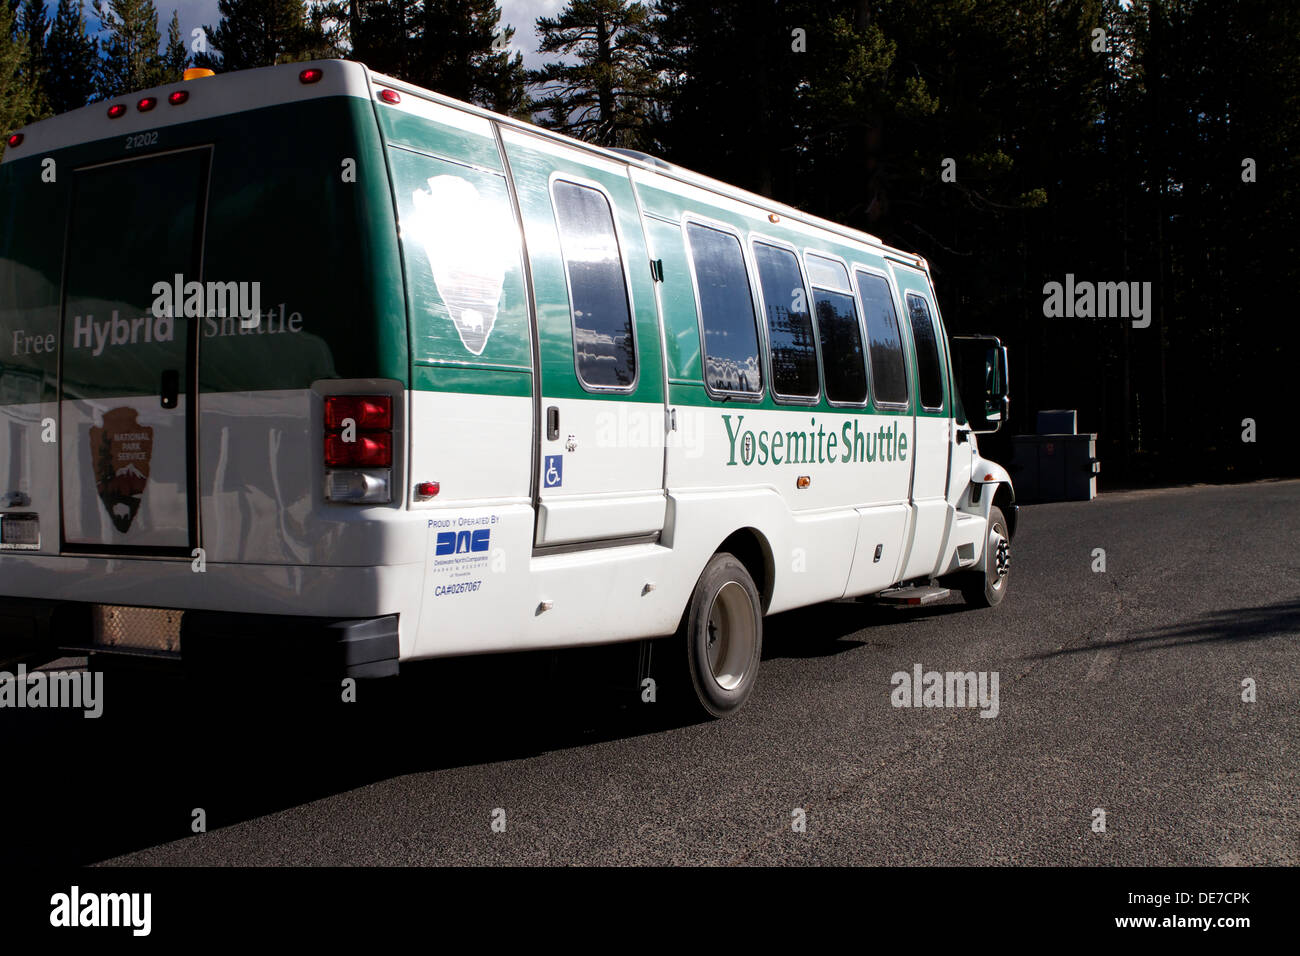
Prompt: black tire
<box><xmin>958</xmin><ymin>505</ymin><xmax>1010</xmax><ymax>608</ymax></box>
<box><xmin>678</xmin><ymin>552</ymin><xmax>763</xmax><ymax>718</ymax></box>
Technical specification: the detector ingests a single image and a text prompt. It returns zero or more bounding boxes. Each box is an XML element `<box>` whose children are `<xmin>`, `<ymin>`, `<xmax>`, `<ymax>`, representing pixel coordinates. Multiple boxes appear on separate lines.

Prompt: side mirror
<box><xmin>951</xmin><ymin>334</ymin><xmax>1010</xmax><ymax>434</ymax></box>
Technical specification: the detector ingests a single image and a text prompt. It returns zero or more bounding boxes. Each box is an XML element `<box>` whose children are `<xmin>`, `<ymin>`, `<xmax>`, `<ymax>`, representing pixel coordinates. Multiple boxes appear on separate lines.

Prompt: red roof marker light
<box><xmin>5</xmin><ymin>133</ymin><xmax>21</xmax><ymax>148</ymax></box>
<box><xmin>137</xmin><ymin>96</ymin><xmax>157</xmax><ymax>112</ymax></box>
<box><xmin>107</xmin><ymin>104</ymin><xmax>127</xmax><ymax>118</ymax></box>
<box><xmin>378</xmin><ymin>89</ymin><xmax>401</xmax><ymax>104</ymax></box>
<box><xmin>169</xmin><ymin>90</ymin><xmax>188</xmax><ymax>106</ymax></box>
<box><xmin>299</xmin><ymin>68</ymin><xmax>323</xmax><ymax>84</ymax></box>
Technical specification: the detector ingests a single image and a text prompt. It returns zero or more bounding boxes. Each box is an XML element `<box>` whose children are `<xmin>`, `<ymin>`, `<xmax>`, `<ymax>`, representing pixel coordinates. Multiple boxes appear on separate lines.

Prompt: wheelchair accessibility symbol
<box><xmin>544</xmin><ymin>455</ymin><xmax>563</xmax><ymax>488</ymax></box>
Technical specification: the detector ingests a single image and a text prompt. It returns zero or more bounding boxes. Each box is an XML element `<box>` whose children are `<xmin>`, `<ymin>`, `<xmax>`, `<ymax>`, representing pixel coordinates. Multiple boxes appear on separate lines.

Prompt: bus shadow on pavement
<box><xmin>763</xmin><ymin>604</ymin><xmax>878</xmax><ymax>658</ymax></box>
<box><xmin>1026</xmin><ymin>597</ymin><xmax>1300</xmax><ymax>660</ymax></box>
<box><xmin>0</xmin><ymin>595</ymin><xmax>969</xmax><ymax>866</ymax></box>
<box><xmin>1123</xmin><ymin>598</ymin><xmax>1300</xmax><ymax>651</ymax></box>
<box><xmin>0</xmin><ymin>645</ymin><xmax>707</xmax><ymax>866</ymax></box>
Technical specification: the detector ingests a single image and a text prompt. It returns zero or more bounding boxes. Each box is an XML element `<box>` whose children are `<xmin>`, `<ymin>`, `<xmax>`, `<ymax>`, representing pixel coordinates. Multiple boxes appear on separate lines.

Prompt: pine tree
<box><xmin>0</xmin><ymin>0</ymin><xmax>34</xmax><ymax>149</ymax></box>
<box><xmin>531</xmin><ymin>0</ymin><xmax>659</xmax><ymax>147</ymax></box>
<box><xmin>651</xmin><ymin>0</ymin><xmax>820</xmax><ymax>193</ymax></box>
<box><xmin>45</xmin><ymin>0</ymin><xmax>99</xmax><ymax>115</ymax></box>
<box><xmin>194</xmin><ymin>0</ymin><xmax>335</xmax><ymax>72</ymax></box>
<box><xmin>158</xmin><ymin>9</ymin><xmax>187</xmax><ymax>79</ymax></box>
<box><xmin>16</xmin><ymin>0</ymin><xmax>49</xmax><ymax>117</ymax></box>
<box><xmin>410</xmin><ymin>0</ymin><xmax>528</xmax><ymax>116</ymax></box>
<box><xmin>350</xmin><ymin>0</ymin><xmax>415</xmax><ymax>77</ymax></box>
<box><xmin>478</xmin><ymin>21</ymin><xmax>528</xmax><ymax>118</ymax></box>
<box><xmin>94</xmin><ymin>0</ymin><xmax>163</xmax><ymax>97</ymax></box>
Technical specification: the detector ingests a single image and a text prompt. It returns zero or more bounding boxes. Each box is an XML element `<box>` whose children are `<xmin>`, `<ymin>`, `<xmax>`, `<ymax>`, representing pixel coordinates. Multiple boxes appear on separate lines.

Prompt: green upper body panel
<box><xmin>500</xmin><ymin>132</ymin><xmax>663</xmax><ymax>405</ymax></box>
<box><xmin>0</xmin><ymin>95</ymin><xmax>407</xmax><ymax>403</ymax></box>
<box><xmin>634</xmin><ymin>178</ymin><xmax>935</xmax><ymax>418</ymax></box>
<box><xmin>0</xmin><ymin>79</ymin><xmax>947</xmax><ymax>423</ymax></box>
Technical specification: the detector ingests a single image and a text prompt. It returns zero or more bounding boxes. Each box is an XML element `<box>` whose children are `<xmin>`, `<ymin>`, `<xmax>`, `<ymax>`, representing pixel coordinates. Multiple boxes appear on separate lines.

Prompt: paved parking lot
<box><xmin>3</xmin><ymin>480</ymin><xmax>1296</xmax><ymax>866</ymax></box>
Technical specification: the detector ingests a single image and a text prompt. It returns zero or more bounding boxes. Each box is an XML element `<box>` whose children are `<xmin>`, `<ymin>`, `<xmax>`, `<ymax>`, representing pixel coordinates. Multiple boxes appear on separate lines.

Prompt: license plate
<box><xmin>0</xmin><ymin>513</ymin><xmax>39</xmax><ymax>550</ymax></box>
<box><xmin>92</xmin><ymin>606</ymin><xmax>183</xmax><ymax>653</ymax></box>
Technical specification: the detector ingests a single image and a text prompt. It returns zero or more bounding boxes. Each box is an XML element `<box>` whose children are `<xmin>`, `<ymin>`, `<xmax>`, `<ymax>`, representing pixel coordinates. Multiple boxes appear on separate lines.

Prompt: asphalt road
<box><xmin>3</xmin><ymin>480</ymin><xmax>1297</xmax><ymax>866</ymax></box>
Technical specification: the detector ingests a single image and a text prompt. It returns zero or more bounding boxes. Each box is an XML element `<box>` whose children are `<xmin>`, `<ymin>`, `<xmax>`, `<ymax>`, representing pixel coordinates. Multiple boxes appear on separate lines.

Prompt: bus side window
<box><xmin>855</xmin><ymin>271</ymin><xmax>909</xmax><ymax>407</ymax></box>
<box><xmin>552</xmin><ymin>180</ymin><xmax>636</xmax><ymax>390</ymax></box>
<box><xmin>905</xmin><ymin>293</ymin><xmax>944</xmax><ymax>411</ymax></box>
<box><xmin>752</xmin><ymin>242</ymin><xmax>818</xmax><ymax>400</ymax></box>
<box><xmin>805</xmin><ymin>253</ymin><xmax>867</xmax><ymax>405</ymax></box>
<box><xmin>685</xmin><ymin>221</ymin><xmax>762</xmax><ymax>396</ymax></box>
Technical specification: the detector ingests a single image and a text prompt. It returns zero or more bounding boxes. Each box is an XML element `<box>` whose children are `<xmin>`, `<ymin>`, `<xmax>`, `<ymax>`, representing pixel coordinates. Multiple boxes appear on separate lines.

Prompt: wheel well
<box><xmin>716</xmin><ymin>528</ymin><xmax>774</xmax><ymax>613</ymax></box>
<box><xmin>993</xmin><ymin>483</ymin><xmax>1017</xmax><ymax>539</ymax></box>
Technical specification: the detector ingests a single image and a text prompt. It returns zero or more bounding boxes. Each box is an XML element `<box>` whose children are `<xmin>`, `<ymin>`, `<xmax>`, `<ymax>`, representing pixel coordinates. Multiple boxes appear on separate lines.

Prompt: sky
<box><xmin>95</xmin><ymin>0</ymin><xmax>567</xmax><ymax>70</ymax></box>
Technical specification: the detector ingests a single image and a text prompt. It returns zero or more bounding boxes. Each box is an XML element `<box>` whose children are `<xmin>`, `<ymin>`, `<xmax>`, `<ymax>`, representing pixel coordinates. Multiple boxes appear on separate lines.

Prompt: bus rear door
<box><xmin>59</xmin><ymin>148</ymin><xmax>210</xmax><ymax>555</ymax></box>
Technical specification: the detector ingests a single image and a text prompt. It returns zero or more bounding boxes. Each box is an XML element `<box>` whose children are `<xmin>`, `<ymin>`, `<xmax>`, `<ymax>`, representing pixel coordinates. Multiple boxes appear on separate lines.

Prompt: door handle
<box><xmin>160</xmin><ymin>369</ymin><xmax>179</xmax><ymax>409</ymax></box>
<box><xmin>546</xmin><ymin>405</ymin><xmax>559</xmax><ymax>441</ymax></box>
<box><xmin>956</xmin><ymin>426</ymin><xmax>971</xmax><ymax>444</ymax></box>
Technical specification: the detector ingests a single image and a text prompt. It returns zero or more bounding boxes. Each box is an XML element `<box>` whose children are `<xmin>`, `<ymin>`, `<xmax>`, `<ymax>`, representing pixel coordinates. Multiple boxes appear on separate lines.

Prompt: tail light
<box><xmin>325</xmin><ymin>431</ymin><xmax>391</xmax><ymax>467</ymax></box>
<box><xmin>324</xmin><ymin>395</ymin><xmax>392</xmax><ymax>431</ymax></box>
<box><xmin>323</xmin><ymin>395</ymin><xmax>393</xmax><ymax>504</ymax></box>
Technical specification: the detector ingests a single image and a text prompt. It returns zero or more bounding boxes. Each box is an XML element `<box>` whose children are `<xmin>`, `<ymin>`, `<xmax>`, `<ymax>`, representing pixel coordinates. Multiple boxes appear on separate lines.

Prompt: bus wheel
<box><xmin>958</xmin><ymin>505</ymin><xmax>1010</xmax><ymax>608</ymax></box>
<box><xmin>681</xmin><ymin>553</ymin><xmax>763</xmax><ymax>718</ymax></box>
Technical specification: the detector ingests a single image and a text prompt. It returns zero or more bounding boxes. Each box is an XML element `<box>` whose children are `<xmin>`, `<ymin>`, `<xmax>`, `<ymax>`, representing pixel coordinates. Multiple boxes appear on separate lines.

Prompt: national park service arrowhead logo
<box><xmin>89</xmin><ymin>407</ymin><xmax>153</xmax><ymax>533</ymax></box>
<box><xmin>409</xmin><ymin>174</ymin><xmax>511</xmax><ymax>356</ymax></box>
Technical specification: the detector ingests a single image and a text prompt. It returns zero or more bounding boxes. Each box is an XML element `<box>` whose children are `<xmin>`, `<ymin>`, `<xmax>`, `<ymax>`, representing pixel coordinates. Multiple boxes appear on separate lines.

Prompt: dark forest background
<box><xmin>2</xmin><ymin>0</ymin><xmax>1297</xmax><ymax>485</ymax></box>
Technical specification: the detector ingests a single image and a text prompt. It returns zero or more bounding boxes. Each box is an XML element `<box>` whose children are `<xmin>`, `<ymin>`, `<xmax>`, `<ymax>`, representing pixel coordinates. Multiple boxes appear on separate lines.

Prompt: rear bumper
<box><xmin>0</xmin><ymin>597</ymin><xmax>399</xmax><ymax>678</ymax></box>
<box><xmin>184</xmin><ymin>611</ymin><xmax>400</xmax><ymax>678</ymax></box>
<box><xmin>0</xmin><ymin>553</ymin><xmax>422</xmax><ymax>657</ymax></box>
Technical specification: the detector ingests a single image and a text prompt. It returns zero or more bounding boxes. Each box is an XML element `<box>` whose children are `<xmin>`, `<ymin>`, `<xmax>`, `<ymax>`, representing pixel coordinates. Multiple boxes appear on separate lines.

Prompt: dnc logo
<box><xmin>436</xmin><ymin>528</ymin><xmax>491</xmax><ymax>556</ymax></box>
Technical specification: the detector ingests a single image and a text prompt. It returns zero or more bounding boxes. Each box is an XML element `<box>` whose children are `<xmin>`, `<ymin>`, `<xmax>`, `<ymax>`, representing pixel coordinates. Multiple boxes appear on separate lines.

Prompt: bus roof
<box><xmin>4</xmin><ymin>58</ymin><xmax>928</xmax><ymax>272</ymax></box>
<box><xmin>364</xmin><ymin>67</ymin><xmax>928</xmax><ymax>270</ymax></box>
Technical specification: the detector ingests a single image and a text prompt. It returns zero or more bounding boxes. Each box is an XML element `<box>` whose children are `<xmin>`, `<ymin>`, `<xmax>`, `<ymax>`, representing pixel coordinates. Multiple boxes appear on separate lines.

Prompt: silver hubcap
<box><xmin>990</xmin><ymin>525</ymin><xmax>1010</xmax><ymax>590</ymax></box>
<box><xmin>705</xmin><ymin>581</ymin><xmax>756</xmax><ymax>691</ymax></box>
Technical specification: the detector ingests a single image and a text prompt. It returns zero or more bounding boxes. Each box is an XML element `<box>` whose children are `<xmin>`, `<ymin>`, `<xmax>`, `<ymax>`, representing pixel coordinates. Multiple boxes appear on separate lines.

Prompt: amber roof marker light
<box><xmin>184</xmin><ymin>68</ymin><xmax>215</xmax><ymax>81</ymax></box>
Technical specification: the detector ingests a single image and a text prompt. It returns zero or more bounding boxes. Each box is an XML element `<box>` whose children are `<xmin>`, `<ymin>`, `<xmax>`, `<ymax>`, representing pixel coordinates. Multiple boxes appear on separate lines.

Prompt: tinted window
<box><xmin>812</xmin><ymin>290</ymin><xmax>868</xmax><ymax>404</ymax></box>
<box><xmin>753</xmin><ymin>242</ymin><xmax>817</xmax><ymax>398</ymax></box>
<box><xmin>553</xmin><ymin>181</ymin><xmax>635</xmax><ymax>388</ymax></box>
<box><xmin>805</xmin><ymin>253</ymin><xmax>850</xmax><ymax>291</ymax></box>
<box><xmin>855</xmin><ymin>271</ymin><xmax>909</xmax><ymax>406</ymax></box>
<box><xmin>687</xmin><ymin>222</ymin><xmax>761</xmax><ymax>394</ymax></box>
<box><xmin>906</xmin><ymin>293</ymin><xmax>944</xmax><ymax>409</ymax></box>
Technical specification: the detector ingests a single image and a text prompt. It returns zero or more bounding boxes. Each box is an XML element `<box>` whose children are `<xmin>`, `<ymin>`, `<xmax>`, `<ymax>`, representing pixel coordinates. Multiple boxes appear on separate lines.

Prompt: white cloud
<box><xmin>499</xmin><ymin>0</ymin><xmax>567</xmax><ymax>69</ymax></box>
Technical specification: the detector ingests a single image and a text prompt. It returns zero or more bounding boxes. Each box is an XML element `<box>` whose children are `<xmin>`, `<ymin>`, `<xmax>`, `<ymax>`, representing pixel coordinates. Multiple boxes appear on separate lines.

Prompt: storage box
<box><xmin>1009</xmin><ymin>433</ymin><xmax>1099</xmax><ymax>502</ymax></box>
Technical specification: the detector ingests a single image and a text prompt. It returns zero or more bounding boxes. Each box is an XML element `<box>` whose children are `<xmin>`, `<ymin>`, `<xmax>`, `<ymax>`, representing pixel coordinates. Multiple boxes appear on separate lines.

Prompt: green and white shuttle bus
<box><xmin>0</xmin><ymin>60</ymin><xmax>1015</xmax><ymax>716</ymax></box>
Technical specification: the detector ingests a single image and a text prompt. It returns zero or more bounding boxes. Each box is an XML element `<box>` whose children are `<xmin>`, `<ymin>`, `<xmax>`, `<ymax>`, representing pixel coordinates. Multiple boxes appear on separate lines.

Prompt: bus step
<box><xmin>875</xmin><ymin>586</ymin><xmax>953</xmax><ymax>606</ymax></box>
